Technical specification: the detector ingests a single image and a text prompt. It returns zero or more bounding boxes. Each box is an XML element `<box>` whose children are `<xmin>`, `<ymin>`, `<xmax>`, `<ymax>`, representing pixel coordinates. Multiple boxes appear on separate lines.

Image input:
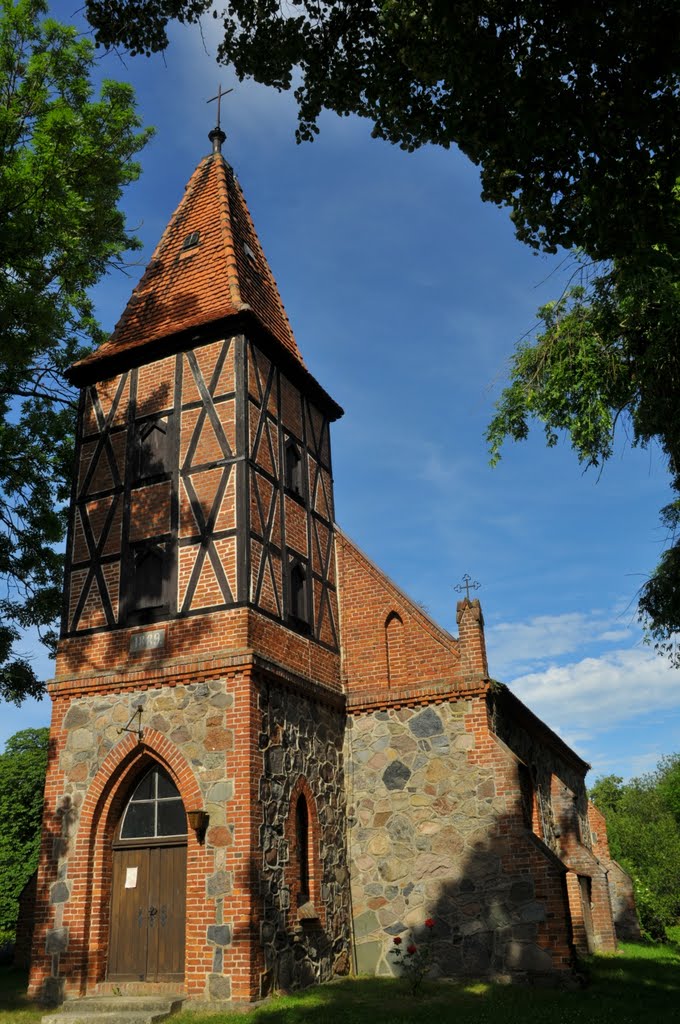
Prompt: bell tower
<box><xmin>61</xmin><ymin>125</ymin><xmax>342</xmax><ymax>652</ymax></box>
<box><xmin>29</xmin><ymin>127</ymin><xmax>350</xmax><ymax>1005</ymax></box>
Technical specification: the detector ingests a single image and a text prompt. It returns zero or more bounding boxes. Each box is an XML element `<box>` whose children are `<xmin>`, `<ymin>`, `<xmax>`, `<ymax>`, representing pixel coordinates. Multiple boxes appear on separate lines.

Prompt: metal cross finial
<box><xmin>207</xmin><ymin>84</ymin><xmax>233</xmax><ymax>131</ymax></box>
<box><xmin>454</xmin><ymin>573</ymin><xmax>481</xmax><ymax>602</ymax></box>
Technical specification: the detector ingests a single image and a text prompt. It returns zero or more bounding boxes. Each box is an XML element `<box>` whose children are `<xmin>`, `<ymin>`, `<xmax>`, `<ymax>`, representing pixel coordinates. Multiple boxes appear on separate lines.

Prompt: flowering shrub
<box><xmin>390</xmin><ymin>918</ymin><xmax>436</xmax><ymax>994</ymax></box>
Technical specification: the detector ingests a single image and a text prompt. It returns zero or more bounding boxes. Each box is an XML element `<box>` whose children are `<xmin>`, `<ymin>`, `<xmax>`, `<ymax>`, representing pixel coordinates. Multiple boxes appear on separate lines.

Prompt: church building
<box><xmin>27</xmin><ymin>126</ymin><xmax>636</xmax><ymax>1006</ymax></box>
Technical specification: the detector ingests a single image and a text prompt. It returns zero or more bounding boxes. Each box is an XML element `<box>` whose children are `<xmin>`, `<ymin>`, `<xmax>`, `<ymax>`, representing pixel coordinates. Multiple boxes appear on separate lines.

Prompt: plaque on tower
<box><xmin>129</xmin><ymin>628</ymin><xmax>166</xmax><ymax>654</ymax></box>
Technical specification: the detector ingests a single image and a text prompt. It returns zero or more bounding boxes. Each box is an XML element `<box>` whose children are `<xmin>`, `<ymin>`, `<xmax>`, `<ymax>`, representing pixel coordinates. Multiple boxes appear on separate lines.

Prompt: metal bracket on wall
<box><xmin>117</xmin><ymin>705</ymin><xmax>144</xmax><ymax>741</ymax></box>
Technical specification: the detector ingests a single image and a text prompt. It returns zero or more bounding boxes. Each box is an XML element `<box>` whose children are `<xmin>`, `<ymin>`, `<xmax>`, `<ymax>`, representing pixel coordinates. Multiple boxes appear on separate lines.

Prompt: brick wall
<box><xmin>490</xmin><ymin>688</ymin><xmax>617</xmax><ymax>956</ymax></box>
<box><xmin>335</xmin><ymin>532</ymin><xmax>469</xmax><ymax>702</ymax></box>
<box><xmin>587</xmin><ymin>802</ymin><xmax>641</xmax><ymax>942</ymax></box>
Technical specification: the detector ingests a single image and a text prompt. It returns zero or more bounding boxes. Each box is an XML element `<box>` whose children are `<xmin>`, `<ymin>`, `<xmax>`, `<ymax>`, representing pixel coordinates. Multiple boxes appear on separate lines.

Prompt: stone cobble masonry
<box><xmin>346</xmin><ymin>698</ymin><xmax>574</xmax><ymax>982</ymax></box>
<box><xmin>256</xmin><ymin>678</ymin><xmax>351</xmax><ymax>995</ymax></box>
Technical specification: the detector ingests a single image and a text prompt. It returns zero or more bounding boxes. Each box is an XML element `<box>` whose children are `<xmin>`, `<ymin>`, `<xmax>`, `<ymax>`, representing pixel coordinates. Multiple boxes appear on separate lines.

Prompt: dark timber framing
<box><xmin>62</xmin><ymin>328</ymin><xmax>340</xmax><ymax>653</ymax></box>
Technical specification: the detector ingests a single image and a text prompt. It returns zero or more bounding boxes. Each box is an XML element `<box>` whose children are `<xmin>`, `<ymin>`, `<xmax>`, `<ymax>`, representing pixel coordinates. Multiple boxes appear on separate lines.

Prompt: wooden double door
<box><xmin>108</xmin><ymin>843</ymin><xmax>186</xmax><ymax>982</ymax></box>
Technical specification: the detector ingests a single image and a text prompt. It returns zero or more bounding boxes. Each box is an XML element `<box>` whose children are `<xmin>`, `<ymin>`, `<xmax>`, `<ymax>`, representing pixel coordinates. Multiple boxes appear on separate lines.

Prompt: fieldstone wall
<box><xmin>345</xmin><ymin>700</ymin><xmax>562</xmax><ymax>981</ymax></box>
<box><xmin>607</xmin><ymin>862</ymin><xmax>641</xmax><ymax>941</ymax></box>
<box><xmin>256</xmin><ymin>679</ymin><xmax>351</xmax><ymax>994</ymax></box>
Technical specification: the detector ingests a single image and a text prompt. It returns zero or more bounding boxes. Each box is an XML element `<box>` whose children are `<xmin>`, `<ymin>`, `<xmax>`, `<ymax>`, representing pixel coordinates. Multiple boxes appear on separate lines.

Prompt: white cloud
<box><xmin>508</xmin><ymin>647</ymin><xmax>680</xmax><ymax>739</ymax></box>
<box><xmin>627</xmin><ymin>749</ymin><xmax>669</xmax><ymax>778</ymax></box>
<box><xmin>487</xmin><ymin>609</ymin><xmax>635</xmax><ymax>675</ymax></box>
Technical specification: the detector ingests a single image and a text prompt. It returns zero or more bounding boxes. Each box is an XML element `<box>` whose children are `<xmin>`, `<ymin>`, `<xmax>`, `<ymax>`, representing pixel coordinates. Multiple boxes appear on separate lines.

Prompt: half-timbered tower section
<box><xmin>28</xmin><ymin>127</ymin><xmax>636</xmax><ymax>1009</ymax></box>
<box><xmin>58</xmin><ymin>132</ymin><xmax>341</xmax><ymax>678</ymax></box>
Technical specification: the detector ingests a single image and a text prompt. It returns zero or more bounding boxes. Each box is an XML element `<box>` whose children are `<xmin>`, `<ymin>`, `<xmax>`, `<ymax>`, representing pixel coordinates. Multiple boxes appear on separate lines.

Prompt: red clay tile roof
<box><xmin>73</xmin><ymin>153</ymin><xmax>304</xmax><ymax>372</ymax></box>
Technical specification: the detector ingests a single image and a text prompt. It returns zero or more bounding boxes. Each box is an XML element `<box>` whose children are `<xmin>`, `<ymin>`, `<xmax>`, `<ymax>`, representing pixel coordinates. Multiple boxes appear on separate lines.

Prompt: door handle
<box><xmin>148</xmin><ymin>905</ymin><xmax>158</xmax><ymax>927</ymax></box>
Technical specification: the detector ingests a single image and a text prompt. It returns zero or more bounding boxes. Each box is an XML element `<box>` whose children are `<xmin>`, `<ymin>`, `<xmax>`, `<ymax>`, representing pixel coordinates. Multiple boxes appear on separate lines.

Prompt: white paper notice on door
<box><xmin>125</xmin><ymin>867</ymin><xmax>138</xmax><ymax>889</ymax></box>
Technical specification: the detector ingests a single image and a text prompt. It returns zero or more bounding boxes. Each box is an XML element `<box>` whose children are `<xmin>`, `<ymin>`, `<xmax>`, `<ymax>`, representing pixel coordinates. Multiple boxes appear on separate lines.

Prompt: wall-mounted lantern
<box><xmin>186</xmin><ymin>809</ymin><xmax>209</xmax><ymax>844</ymax></box>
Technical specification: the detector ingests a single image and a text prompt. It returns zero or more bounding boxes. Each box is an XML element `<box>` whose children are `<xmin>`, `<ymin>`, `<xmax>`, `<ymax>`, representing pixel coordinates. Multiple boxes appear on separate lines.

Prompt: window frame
<box><xmin>133</xmin><ymin>412</ymin><xmax>174</xmax><ymax>485</ymax></box>
<box><xmin>284</xmin><ymin>437</ymin><xmax>304</xmax><ymax>500</ymax></box>
<box><xmin>114</xmin><ymin>766</ymin><xmax>187</xmax><ymax>849</ymax></box>
<box><xmin>126</xmin><ymin>538</ymin><xmax>174</xmax><ymax>625</ymax></box>
<box><xmin>295</xmin><ymin>794</ymin><xmax>310</xmax><ymax>906</ymax></box>
<box><xmin>287</xmin><ymin>556</ymin><xmax>311</xmax><ymax>634</ymax></box>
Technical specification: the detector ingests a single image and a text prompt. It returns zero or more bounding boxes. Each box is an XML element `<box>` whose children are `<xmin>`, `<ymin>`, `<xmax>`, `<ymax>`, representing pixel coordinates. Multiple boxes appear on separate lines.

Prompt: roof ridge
<box><xmin>226</xmin><ymin>165</ymin><xmax>302</xmax><ymax>365</ymax></box>
<box><xmin>213</xmin><ymin>156</ymin><xmax>244</xmax><ymax>312</ymax></box>
<box><xmin>335</xmin><ymin>525</ymin><xmax>460</xmax><ymax>654</ymax></box>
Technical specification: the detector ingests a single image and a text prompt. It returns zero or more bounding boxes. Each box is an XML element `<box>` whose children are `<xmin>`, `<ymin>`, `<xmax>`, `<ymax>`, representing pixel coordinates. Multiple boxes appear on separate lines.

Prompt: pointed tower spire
<box><xmin>68</xmin><ymin>130</ymin><xmax>335</xmax><ymax>398</ymax></box>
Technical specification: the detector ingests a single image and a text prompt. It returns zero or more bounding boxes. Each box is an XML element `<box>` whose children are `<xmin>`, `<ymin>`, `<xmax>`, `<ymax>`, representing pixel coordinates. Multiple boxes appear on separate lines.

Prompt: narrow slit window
<box><xmin>131</xmin><ymin>541</ymin><xmax>172</xmax><ymax>614</ymax></box>
<box><xmin>289</xmin><ymin>560</ymin><xmax>308</xmax><ymax>624</ymax></box>
<box><xmin>285</xmin><ymin>439</ymin><xmax>303</xmax><ymax>496</ymax></box>
<box><xmin>135</xmin><ymin>414</ymin><xmax>172</xmax><ymax>481</ymax></box>
<box><xmin>295</xmin><ymin>794</ymin><xmax>310</xmax><ymax>904</ymax></box>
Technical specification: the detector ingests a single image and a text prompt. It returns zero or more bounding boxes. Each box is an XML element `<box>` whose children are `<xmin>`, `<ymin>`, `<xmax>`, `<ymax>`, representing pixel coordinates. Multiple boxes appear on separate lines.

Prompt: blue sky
<box><xmin>3</xmin><ymin>4</ymin><xmax>679</xmax><ymax>782</ymax></box>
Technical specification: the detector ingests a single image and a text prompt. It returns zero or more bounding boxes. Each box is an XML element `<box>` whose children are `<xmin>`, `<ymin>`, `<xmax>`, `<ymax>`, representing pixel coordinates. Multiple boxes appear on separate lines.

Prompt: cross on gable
<box><xmin>454</xmin><ymin>573</ymin><xmax>481</xmax><ymax>602</ymax></box>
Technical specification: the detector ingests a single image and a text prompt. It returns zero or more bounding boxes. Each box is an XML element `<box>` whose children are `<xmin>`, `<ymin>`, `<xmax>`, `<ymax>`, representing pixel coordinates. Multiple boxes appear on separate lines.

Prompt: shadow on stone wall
<box><xmin>255</xmin><ymin>681</ymin><xmax>352</xmax><ymax>998</ymax></box>
<box><xmin>352</xmin><ymin>805</ymin><xmax>574</xmax><ymax>985</ymax></box>
<box><xmin>346</xmin><ymin>700</ymin><xmax>580</xmax><ymax>985</ymax></box>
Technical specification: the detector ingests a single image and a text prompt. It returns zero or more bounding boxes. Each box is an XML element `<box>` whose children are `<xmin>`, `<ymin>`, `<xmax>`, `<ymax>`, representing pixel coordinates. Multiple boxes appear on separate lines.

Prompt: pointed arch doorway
<box><xmin>108</xmin><ymin>766</ymin><xmax>187</xmax><ymax>982</ymax></box>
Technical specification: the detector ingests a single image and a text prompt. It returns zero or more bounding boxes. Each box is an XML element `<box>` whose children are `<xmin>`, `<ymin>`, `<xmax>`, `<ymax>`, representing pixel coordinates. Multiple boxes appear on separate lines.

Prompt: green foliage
<box><xmin>590</xmin><ymin>757</ymin><xmax>680</xmax><ymax>937</ymax></box>
<box><xmin>0</xmin><ymin>729</ymin><xmax>49</xmax><ymax>934</ymax></box>
<box><xmin>0</xmin><ymin>964</ymin><xmax>44</xmax><ymax>1024</ymax></box>
<box><xmin>653</xmin><ymin>754</ymin><xmax>680</xmax><ymax>824</ymax></box>
<box><xmin>487</xmin><ymin>245</ymin><xmax>680</xmax><ymax>656</ymax></box>
<box><xmin>589</xmin><ymin>775</ymin><xmax>625</xmax><ymax>816</ymax></box>
<box><xmin>0</xmin><ymin>0</ymin><xmax>152</xmax><ymax>703</ymax></box>
<box><xmin>84</xmin><ymin>1</ymin><xmax>680</xmax><ymax>258</ymax></box>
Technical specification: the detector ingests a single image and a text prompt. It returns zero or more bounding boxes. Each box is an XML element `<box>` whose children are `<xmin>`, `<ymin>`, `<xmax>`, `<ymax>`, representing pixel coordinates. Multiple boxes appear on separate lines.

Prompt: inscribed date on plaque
<box><xmin>130</xmin><ymin>629</ymin><xmax>166</xmax><ymax>654</ymax></box>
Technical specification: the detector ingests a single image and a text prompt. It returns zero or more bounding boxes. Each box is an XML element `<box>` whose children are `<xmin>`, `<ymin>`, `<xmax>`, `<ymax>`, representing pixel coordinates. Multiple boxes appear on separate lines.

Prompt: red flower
<box><xmin>393</xmin><ymin>936</ymin><xmax>402</xmax><ymax>945</ymax></box>
<box><xmin>425</xmin><ymin>918</ymin><xmax>435</xmax><ymax>929</ymax></box>
<box><xmin>407</xmin><ymin>944</ymin><xmax>417</xmax><ymax>955</ymax></box>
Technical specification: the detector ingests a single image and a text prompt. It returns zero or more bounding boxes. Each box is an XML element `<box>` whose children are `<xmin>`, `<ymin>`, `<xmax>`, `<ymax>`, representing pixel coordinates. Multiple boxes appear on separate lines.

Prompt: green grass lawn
<box><xmin>2</xmin><ymin>940</ymin><xmax>679</xmax><ymax>1024</ymax></box>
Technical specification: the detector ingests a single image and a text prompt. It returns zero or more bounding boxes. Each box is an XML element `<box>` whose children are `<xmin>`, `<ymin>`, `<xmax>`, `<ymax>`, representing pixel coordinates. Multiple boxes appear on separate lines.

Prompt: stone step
<box><xmin>42</xmin><ymin>995</ymin><xmax>185</xmax><ymax>1024</ymax></box>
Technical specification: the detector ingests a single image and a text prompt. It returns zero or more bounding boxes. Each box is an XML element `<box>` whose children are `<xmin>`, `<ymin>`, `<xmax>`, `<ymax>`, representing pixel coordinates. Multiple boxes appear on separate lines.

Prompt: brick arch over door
<box><xmin>65</xmin><ymin>729</ymin><xmax>203</xmax><ymax>993</ymax></box>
